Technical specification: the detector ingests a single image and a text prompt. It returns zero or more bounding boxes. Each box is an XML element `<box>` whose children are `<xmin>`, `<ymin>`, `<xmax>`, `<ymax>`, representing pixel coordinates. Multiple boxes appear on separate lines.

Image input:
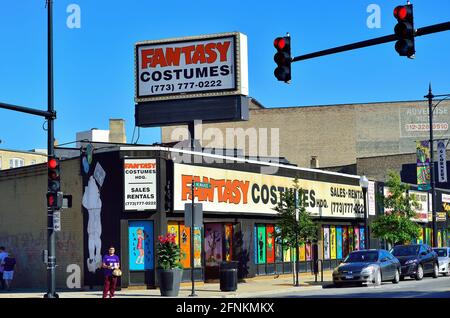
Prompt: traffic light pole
<box><xmin>291</xmin><ymin>22</ymin><xmax>450</xmax><ymax>63</ymax></box>
<box><xmin>45</xmin><ymin>0</ymin><xmax>58</xmax><ymax>298</ymax></box>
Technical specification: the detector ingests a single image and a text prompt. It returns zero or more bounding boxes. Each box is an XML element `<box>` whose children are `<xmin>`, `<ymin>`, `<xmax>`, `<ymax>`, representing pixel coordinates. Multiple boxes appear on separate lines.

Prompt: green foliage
<box><xmin>371</xmin><ymin>171</ymin><xmax>421</xmax><ymax>245</ymax></box>
<box><xmin>157</xmin><ymin>233</ymin><xmax>183</xmax><ymax>270</ymax></box>
<box><xmin>274</xmin><ymin>178</ymin><xmax>317</xmax><ymax>250</ymax></box>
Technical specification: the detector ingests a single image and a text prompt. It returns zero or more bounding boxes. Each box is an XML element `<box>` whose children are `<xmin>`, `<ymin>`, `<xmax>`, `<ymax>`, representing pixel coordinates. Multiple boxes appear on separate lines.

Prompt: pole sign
<box><xmin>135</xmin><ymin>32</ymin><xmax>248</xmax><ymax>102</ymax></box>
<box><xmin>437</xmin><ymin>140</ymin><xmax>447</xmax><ymax>183</ymax></box>
<box><xmin>53</xmin><ymin>211</ymin><xmax>61</xmax><ymax>232</ymax></box>
<box><xmin>184</xmin><ymin>203</ymin><xmax>203</xmax><ymax>228</ymax></box>
<box><xmin>124</xmin><ymin>159</ymin><xmax>157</xmax><ymax>211</ymax></box>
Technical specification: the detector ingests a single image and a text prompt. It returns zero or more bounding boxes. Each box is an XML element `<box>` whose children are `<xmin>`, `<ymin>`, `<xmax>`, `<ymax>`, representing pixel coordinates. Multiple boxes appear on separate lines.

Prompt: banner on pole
<box><xmin>417</xmin><ymin>141</ymin><xmax>431</xmax><ymax>190</ymax></box>
<box><xmin>437</xmin><ymin>140</ymin><xmax>447</xmax><ymax>183</ymax></box>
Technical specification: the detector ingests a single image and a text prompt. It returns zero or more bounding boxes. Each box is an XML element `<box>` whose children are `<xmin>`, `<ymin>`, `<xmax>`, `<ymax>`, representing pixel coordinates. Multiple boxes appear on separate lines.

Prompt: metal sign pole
<box><xmin>189</xmin><ymin>180</ymin><xmax>197</xmax><ymax>297</ymax></box>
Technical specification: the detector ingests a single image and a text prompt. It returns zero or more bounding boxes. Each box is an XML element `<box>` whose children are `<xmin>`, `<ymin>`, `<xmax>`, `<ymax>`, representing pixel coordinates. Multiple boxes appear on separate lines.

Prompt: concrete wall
<box><xmin>161</xmin><ymin>100</ymin><xmax>450</xmax><ymax>169</ymax></box>
<box><xmin>0</xmin><ymin>158</ymin><xmax>84</xmax><ymax>289</ymax></box>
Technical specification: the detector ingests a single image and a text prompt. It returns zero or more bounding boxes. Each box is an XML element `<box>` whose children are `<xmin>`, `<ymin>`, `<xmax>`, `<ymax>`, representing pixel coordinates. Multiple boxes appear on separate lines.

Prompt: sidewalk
<box><xmin>0</xmin><ymin>271</ymin><xmax>333</xmax><ymax>298</ymax></box>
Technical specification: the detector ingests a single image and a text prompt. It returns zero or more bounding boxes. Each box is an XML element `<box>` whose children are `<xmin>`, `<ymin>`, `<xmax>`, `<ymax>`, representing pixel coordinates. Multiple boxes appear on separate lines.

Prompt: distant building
<box><xmin>0</xmin><ymin>148</ymin><xmax>47</xmax><ymax>170</ymax></box>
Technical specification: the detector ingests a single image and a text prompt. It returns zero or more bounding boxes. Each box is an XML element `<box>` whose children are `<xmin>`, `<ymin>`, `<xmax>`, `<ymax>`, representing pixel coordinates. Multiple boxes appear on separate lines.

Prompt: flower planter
<box><xmin>158</xmin><ymin>268</ymin><xmax>183</xmax><ymax>296</ymax></box>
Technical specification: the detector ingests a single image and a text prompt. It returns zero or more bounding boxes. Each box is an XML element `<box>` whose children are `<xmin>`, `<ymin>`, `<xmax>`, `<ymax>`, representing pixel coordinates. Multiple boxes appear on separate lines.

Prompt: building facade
<box><xmin>161</xmin><ymin>99</ymin><xmax>450</xmax><ymax>169</ymax></box>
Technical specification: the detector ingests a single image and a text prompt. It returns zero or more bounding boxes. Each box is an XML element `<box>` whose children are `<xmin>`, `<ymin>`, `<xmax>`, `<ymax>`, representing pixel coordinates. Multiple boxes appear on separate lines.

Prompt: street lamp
<box><xmin>359</xmin><ymin>175</ymin><xmax>369</xmax><ymax>249</ymax></box>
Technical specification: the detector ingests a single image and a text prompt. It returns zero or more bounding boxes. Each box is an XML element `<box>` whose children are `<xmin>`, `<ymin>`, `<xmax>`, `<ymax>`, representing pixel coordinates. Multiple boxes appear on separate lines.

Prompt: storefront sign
<box><xmin>409</xmin><ymin>190</ymin><xmax>429</xmax><ymax>223</ymax></box>
<box><xmin>174</xmin><ymin>164</ymin><xmax>364</xmax><ymax>218</ymax></box>
<box><xmin>124</xmin><ymin>159</ymin><xmax>157</xmax><ymax>211</ymax></box>
<box><xmin>135</xmin><ymin>32</ymin><xmax>248</xmax><ymax>102</ymax></box>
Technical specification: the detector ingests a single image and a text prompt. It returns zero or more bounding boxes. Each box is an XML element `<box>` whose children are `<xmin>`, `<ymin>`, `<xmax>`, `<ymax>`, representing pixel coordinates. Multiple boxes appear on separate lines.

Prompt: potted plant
<box><xmin>157</xmin><ymin>233</ymin><xmax>184</xmax><ymax>296</ymax></box>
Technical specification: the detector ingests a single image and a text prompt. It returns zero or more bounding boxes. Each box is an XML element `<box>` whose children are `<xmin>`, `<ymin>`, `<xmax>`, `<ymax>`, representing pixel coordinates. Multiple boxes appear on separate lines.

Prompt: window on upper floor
<box><xmin>9</xmin><ymin>158</ymin><xmax>24</xmax><ymax>168</ymax></box>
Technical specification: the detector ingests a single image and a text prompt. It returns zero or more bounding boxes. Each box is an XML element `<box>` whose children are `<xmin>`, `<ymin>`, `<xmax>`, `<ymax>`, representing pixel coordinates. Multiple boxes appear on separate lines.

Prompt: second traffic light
<box><xmin>393</xmin><ymin>4</ymin><xmax>415</xmax><ymax>58</ymax></box>
<box><xmin>47</xmin><ymin>157</ymin><xmax>63</xmax><ymax>210</ymax></box>
<box><xmin>274</xmin><ymin>36</ymin><xmax>291</xmax><ymax>83</ymax></box>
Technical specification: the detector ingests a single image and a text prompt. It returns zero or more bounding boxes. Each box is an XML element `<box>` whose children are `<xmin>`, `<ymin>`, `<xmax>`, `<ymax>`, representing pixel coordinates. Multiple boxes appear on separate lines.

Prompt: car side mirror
<box><xmin>420</xmin><ymin>252</ymin><xmax>427</xmax><ymax>256</ymax></box>
<box><xmin>380</xmin><ymin>257</ymin><xmax>388</xmax><ymax>262</ymax></box>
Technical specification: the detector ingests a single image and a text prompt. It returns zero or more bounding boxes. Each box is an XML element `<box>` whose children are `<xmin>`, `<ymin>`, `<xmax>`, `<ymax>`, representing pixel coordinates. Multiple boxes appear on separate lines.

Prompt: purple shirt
<box><xmin>103</xmin><ymin>254</ymin><xmax>120</xmax><ymax>276</ymax></box>
<box><xmin>3</xmin><ymin>257</ymin><xmax>16</xmax><ymax>271</ymax></box>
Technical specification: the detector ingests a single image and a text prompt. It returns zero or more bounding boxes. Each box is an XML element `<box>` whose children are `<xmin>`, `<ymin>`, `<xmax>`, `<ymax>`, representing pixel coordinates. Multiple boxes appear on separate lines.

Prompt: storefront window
<box><xmin>128</xmin><ymin>220</ymin><xmax>154</xmax><ymax>271</ymax></box>
<box><xmin>323</xmin><ymin>225</ymin><xmax>365</xmax><ymax>260</ymax></box>
<box><xmin>167</xmin><ymin>221</ymin><xmax>201</xmax><ymax>268</ymax></box>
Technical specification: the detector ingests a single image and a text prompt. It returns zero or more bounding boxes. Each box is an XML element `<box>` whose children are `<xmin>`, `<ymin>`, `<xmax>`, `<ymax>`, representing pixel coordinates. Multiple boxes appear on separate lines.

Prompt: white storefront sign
<box><xmin>409</xmin><ymin>190</ymin><xmax>429</xmax><ymax>223</ymax></box>
<box><xmin>135</xmin><ymin>32</ymin><xmax>248</xmax><ymax>102</ymax></box>
<box><xmin>173</xmin><ymin>163</ymin><xmax>364</xmax><ymax>218</ymax></box>
<box><xmin>124</xmin><ymin>159</ymin><xmax>157</xmax><ymax>211</ymax></box>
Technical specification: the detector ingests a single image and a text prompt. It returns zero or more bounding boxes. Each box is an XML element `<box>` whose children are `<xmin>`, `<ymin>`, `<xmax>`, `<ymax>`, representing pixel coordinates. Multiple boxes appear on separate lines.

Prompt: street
<box><xmin>266</xmin><ymin>275</ymin><xmax>450</xmax><ymax>298</ymax></box>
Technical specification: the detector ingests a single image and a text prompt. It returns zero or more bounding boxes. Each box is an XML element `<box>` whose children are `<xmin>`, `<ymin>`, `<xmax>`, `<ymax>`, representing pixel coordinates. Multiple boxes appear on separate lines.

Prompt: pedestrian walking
<box><xmin>102</xmin><ymin>246</ymin><xmax>120</xmax><ymax>298</ymax></box>
<box><xmin>0</xmin><ymin>247</ymin><xmax>8</xmax><ymax>290</ymax></box>
<box><xmin>1</xmin><ymin>252</ymin><xmax>16</xmax><ymax>291</ymax></box>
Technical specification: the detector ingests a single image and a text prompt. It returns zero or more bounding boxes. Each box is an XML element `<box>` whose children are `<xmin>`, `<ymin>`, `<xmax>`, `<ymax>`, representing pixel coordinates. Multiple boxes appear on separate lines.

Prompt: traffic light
<box><xmin>274</xmin><ymin>35</ymin><xmax>291</xmax><ymax>82</ymax></box>
<box><xmin>47</xmin><ymin>157</ymin><xmax>63</xmax><ymax>210</ymax></box>
<box><xmin>393</xmin><ymin>4</ymin><xmax>415</xmax><ymax>58</ymax></box>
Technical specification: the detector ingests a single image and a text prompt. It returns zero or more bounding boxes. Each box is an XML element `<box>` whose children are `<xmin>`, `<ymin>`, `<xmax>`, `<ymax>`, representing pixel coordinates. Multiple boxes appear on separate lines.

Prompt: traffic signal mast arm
<box><xmin>291</xmin><ymin>21</ymin><xmax>450</xmax><ymax>63</ymax></box>
<box><xmin>0</xmin><ymin>102</ymin><xmax>55</xmax><ymax>119</ymax></box>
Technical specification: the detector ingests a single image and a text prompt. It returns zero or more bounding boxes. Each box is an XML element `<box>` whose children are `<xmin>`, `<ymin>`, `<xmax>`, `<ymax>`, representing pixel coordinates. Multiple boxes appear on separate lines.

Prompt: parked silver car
<box><xmin>433</xmin><ymin>247</ymin><xmax>450</xmax><ymax>276</ymax></box>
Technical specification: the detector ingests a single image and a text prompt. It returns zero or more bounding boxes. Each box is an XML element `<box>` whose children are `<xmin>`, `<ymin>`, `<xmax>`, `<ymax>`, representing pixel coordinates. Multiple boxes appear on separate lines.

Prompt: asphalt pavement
<box><xmin>266</xmin><ymin>275</ymin><xmax>450</xmax><ymax>298</ymax></box>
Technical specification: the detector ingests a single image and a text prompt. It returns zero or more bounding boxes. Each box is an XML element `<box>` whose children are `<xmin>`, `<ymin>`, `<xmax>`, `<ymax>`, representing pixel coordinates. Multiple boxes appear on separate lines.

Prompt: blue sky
<box><xmin>0</xmin><ymin>0</ymin><xmax>449</xmax><ymax>151</ymax></box>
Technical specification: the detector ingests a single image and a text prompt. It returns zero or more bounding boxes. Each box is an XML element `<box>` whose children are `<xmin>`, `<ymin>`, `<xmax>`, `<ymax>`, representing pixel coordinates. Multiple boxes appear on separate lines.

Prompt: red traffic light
<box><xmin>48</xmin><ymin>158</ymin><xmax>58</xmax><ymax>169</ymax></box>
<box><xmin>47</xmin><ymin>193</ymin><xmax>55</xmax><ymax>207</ymax></box>
<box><xmin>274</xmin><ymin>37</ymin><xmax>286</xmax><ymax>50</ymax></box>
<box><xmin>394</xmin><ymin>5</ymin><xmax>412</xmax><ymax>21</ymax></box>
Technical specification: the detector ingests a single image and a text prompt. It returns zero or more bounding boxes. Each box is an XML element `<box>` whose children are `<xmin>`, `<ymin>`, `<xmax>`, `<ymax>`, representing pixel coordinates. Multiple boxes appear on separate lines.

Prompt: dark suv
<box><xmin>391</xmin><ymin>244</ymin><xmax>439</xmax><ymax>280</ymax></box>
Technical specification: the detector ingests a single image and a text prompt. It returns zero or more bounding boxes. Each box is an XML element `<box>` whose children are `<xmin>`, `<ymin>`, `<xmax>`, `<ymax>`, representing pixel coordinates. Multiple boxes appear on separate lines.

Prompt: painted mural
<box><xmin>336</xmin><ymin>226</ymin><xmax>343</xmax><ymax>259</ymax></box>
<box><xmin>354</xmin><ymin>227</ymin><xmax>360</xmax><ymax>251</ymax></box>
<box><xmin>224</xmin><ymin>224</ymin><xmax>233</xmax><ymax>262</ymax></box>
<box><xmin>256</xmin><ymin>225</ymin><xmax>266</xmax><ymax>264</ymax></box>
<box><xmin>300</xmin><ymin>243</ymin><xmax>306</xmax><ymax>261</ymax></box>
<box><xmin>194</xmin><ymin>227</ymin><xmax>202</xmax><ymax>268</ymax></box>
<box><xmin>348</xmin><ymin>226</ymin><xmax>354</xmax><ymax>252</ymax></box>
<box><xmin>306</xmin><ymin>243</ymin><xmax>312</xmax><ymax>261</ymax></box>
<box><xmin>342</xmin><ymin>226</ymin><xmax>349</xmax><ymax>258</ymax></box>
<box><xmin>266</xmin><ymin>225</ymin><xmax>275</xmax><ymax>263</ymax></box>
<box><xmin>205</xmin><ymin>223</ymin><xmax>223</xmax><ymax>266</ymax></box>
<box><xmin>323</xmin><ymin>226</ymin><xmax>330</xmax><ymax>260</ymax></box>
<box><xmin>330</xmin><ymin>226</ymin><xmax>336</xmax><ymax>259</ymax></box>
<box><xmin>359</xmin><ymin>227</ymin><xmax>365</xmax><ymax>250</ymax></box>
<box><xmin>179</xmin><ymin>224</ymin><xmax>190</xmax><ymax>268</ymax></box>
<box><xmin>128</xmin><ymin>221</ymin><xmax>154</xmax><ymax>270</ymax></box>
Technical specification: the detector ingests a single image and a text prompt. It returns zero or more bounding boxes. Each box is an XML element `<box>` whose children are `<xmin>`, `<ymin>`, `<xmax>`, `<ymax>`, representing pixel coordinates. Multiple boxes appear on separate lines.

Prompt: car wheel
<box><xmin>373</xmin><ymin>269</ymin><xmax>382</xmax><ymax>286</ymax></box>
<box><xmin>392</xmin><ymin>269</ymin><xmax>400</xmax><ymax>284</ymax></box>
<box><xmin>433</xmin><ymin>263</ymin><xmax>439</xmax><ymax>279</ymax></box>
<box><xmin>446</xmin><ymin>264</ymin><xmax>450</xmax><ymax>276</ymax></box>
<box><xmin>415</xmin><ymin>264</ymin><xmax>424</xmax><ymax>280</ymax></box>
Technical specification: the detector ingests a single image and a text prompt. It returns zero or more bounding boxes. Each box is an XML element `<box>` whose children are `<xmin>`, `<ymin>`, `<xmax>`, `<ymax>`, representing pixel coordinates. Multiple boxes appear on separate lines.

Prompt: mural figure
<box><xmin>135</xmin><ymin>228</ymin><xmax>145</xmax><ymax>264</ymax></box>
<box><xmin>258</xmin><ymin>233</ymin><xmax>264</xmax><ymax>260</ymax></box>
<box><xmin>82</xmin><ymin>176</ymin><xmax>103</xmax><ymax>273</ymax></box>
<box><xmin>207</xmin><ymin>229</ymin><xmax>221</xmax><ymax>265</ymax></box>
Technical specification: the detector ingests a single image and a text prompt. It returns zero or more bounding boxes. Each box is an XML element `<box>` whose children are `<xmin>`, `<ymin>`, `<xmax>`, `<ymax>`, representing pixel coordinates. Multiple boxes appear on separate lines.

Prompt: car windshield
<box><xmin>392</xmin><ymin>245</ymin><xmax>420</xmax><ymax>256</ymax></box>
<box><xmin>343</xmin><ymin>251</ymin><xmax>378</xmax><ymax>263</ymax></box>
<box><xmin>433</xmin><ymin>249</ymin><xmax>448</xmax><ymax>257</ymax></box>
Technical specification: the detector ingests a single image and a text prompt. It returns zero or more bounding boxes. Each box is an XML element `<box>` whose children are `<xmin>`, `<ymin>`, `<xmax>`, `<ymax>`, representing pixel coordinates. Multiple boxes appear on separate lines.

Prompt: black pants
<box><xmin>0</xmin><ymin>272</ymin><xmax>4</xmax><ymax>290</ymax></box>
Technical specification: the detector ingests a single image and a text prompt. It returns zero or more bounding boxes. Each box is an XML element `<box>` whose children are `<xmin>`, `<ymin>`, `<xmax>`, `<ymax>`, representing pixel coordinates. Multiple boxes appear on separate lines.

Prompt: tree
<box><xmin>274</xmin><ymin>178</ymin><xmax>317</xmax><ymax>261</ymax></box>
<box><xmin>371</xmin><ymin>171</ymin><xmax>421</xmax><ymax>247</ymax></box>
